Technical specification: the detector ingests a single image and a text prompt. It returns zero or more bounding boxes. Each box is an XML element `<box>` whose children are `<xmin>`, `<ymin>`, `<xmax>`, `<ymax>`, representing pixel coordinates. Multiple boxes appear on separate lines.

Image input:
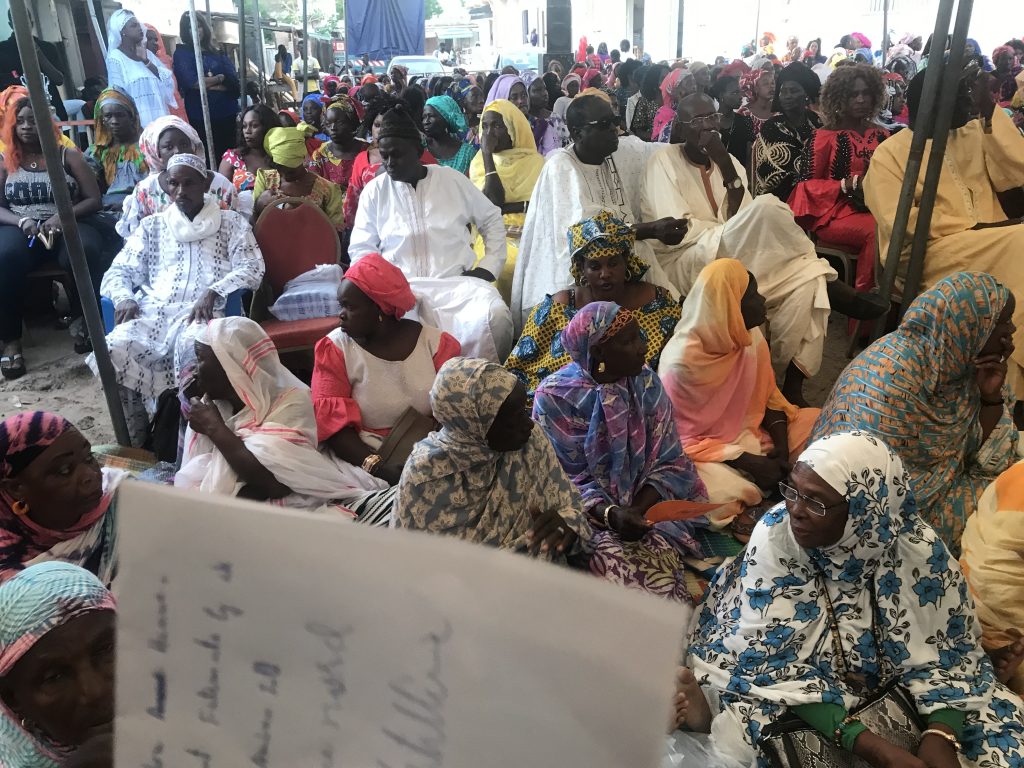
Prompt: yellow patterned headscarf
<box><xmin>567</xmin><ymin>210</ymin><xmax>647</xmax><ymax>283</ymax></box>
<box><xmin>263</xmin><ymin>122</ymin><xmax>314</xmax><ymax>168</ymax></box>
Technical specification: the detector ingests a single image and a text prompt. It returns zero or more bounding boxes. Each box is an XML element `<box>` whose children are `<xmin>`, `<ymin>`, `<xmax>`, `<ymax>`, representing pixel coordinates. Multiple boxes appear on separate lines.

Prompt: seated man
<box><xmin>641</xmin><ymin>92</ymin><xmax>887</xmax><ymax>404</ymax></box>
<box><xmin>349</xmin><ymin>103</ymin><xmax>513</xmax><ymax>362</ymax></box>
<box><xmin>93</xmin><ymin>154</ymin><xmax>265</xmax><ymax>446</ymax></box>
<box><xmin>512</xmin><ymin>92</ymin><xmax>688</xmax><ymax>329</ymax></box>
<box><xmin>865</xmin><ymin>68</ymin><xmax>1024</xmax><ymax>407</ymax></box>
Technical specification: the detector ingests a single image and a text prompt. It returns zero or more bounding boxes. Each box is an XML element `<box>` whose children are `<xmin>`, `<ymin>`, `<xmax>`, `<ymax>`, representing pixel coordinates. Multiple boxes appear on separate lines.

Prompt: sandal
<box><xmin>1</xmin><ymin>354</ymin><xmax>26</xmax><ymax>380</ymax></box>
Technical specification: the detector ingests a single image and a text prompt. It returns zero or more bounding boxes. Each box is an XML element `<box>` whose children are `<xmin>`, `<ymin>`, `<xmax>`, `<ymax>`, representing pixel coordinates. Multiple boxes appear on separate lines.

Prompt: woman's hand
<box><xmin>40</xmin><ymin>214</ymin><xmax>62</xmax><ymax>236</ymax></box>
<box><xmin>525</xmin><ymin>506</ymin><xmax>578</xmax><ymax>556</ymax></box>
<box><xmin>608</xmin><ymin>505</ymin><xmax>651</xmax><ymax>541</ymax></box>
<box><xmin>374</xmin><ymin>463</ymin><xmax>404</xmax><ymax>486</ymax></box>
<box><xmin>975</xmin><ymin>353</ymin><xmax>1008</xmax><ymax>402</ymax></box>
<box><xmin>916</xmin><ymin>733</ymin><xmax>960</xmax><ymax>768</ymax></box>
<box><xmin>187</xmin><ymin>397</ymin><xmax>226</xmax><ymax>437</ymax></box>
<box><xmin>731</xmin><ymin>453</ymin><xmax>787</xmax><ymax>492</ymax></box>
<box><xmin>188</xmin><ymin>289</ymin><xmax>219</xmax><ymax>324</ymax></box>
<box><xmin>854</xmin><ymin>730</ymin><xmax>928</xmax><ymax>768</ymax></box>
<box><xmin>19</xmin><ymin>217</ymin><xmax>39</xmax><ymax>237</ymax></box>
<box><xmin>114</xmin><ymin>299</ymin><xmax>140</xmax><ymax>324</ymax></box>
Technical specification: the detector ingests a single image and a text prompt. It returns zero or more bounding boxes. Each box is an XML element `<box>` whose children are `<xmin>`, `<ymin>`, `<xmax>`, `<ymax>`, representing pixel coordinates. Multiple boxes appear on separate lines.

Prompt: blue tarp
<box><xmin>345</xmin><ymin>0</ymin><xmax>425</xmax><ymax>61</ymax></box>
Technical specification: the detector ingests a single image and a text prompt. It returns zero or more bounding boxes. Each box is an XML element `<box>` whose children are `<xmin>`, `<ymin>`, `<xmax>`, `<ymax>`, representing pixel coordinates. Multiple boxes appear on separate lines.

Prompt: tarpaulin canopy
<box><xmin>345</xmin><ymin>0</ymin><xmax>425</xmax><ymax>61</ymax></box>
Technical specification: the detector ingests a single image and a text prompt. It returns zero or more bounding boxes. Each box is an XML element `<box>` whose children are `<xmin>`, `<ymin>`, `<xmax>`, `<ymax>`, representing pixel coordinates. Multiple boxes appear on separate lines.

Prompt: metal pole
<box><xmin>871</xmin><ymin>0</ymin><xmax>955</xmax><ymax>338</ymax></box>
<box><xmin>897</xmin><ymin>0</ymin><xmax>973</xmax><ymax>317</ymax></box>
<box><xmin>753</xmin><ymin>0</ymin><xmax>760</xmax><ymax>54</ymax></box>
<box><xmin>8</xmin><ymin>0</ymin><xmax>130</xmax><ymax>445</ymax></box>
<box><xmin>881</xmin><ymin>0</ymin><xmax>889</xmax><ymax>66</ymax></box>
<box><xmin>301</xmin><ymin>0</ymin><xmax>310</xmax><ymax>97</ymax></box>
<box><xmin>238</xmin><ymin>0</ymin><xmax>248</xmax><ymax>111</ymax></box>
<box><xmin>87</xmin><ymin>0</ymin><xmax>106</xmax><ymax>58</ymax></box>
<box><xmin>187</xmin><ymin>2</ymin><xmax>217</xmax><ymax>169</ymax></box>
<box><xmin>253</xmin><ymin>0</ymin><xmax>266</xmax><ymax>100</ymax></box>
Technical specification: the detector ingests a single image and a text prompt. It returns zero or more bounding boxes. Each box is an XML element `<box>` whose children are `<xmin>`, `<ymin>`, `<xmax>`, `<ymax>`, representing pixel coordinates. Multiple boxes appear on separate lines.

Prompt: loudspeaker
<box><xmin>546</xmin><ymin>0</ymin><xmax>571</xmax><ymax>53</ymax></box>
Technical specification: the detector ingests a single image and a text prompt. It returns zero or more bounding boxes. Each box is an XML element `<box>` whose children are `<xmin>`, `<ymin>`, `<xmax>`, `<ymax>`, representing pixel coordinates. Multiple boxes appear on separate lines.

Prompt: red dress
<box><xmin>788</xmin><ymin>126</ymin><xmax>889</xmax><ymax>293</ymax></box>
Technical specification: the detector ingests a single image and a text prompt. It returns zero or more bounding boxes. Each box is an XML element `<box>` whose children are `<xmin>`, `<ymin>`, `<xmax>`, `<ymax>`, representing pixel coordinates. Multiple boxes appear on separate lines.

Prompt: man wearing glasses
<box><xmin>642</xmin><ymin>92</ymin><xmax>887</xmax><ymax>405</ymax></box>
<box><xmin>511</xmin><ymin>93</ymin><xmax>688</xmax><ymax>330</ymax></box>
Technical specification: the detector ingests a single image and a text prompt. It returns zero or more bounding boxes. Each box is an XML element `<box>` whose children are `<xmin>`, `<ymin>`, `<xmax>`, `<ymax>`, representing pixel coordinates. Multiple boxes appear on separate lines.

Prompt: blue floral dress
<box><xmin>687</xmin><ymin>431</ymin><xmax>1024</xmax><ymax>768</ymax></box>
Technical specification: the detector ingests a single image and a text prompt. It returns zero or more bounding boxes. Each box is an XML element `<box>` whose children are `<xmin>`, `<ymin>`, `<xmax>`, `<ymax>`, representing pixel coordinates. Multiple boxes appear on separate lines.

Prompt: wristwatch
<box><xmin>723</xmin><ymin>176</ymin><xmax>743</xmax><ymax>190</ymax></box>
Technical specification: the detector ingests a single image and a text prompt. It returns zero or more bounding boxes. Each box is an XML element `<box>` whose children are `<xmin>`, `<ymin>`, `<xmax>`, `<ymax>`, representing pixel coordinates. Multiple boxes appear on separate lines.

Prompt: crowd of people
<box><xmin>1</xmin><ymin>12</ymin><xmax>1024</xmax><ymax>768</ymax></box>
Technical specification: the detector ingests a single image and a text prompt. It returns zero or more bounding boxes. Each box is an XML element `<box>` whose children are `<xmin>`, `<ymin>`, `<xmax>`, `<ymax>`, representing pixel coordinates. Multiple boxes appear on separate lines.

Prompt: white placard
<box><xmin>114</xmin><ymin>482</ymin><xmax>688</xmax><ymax>767</ymax></box>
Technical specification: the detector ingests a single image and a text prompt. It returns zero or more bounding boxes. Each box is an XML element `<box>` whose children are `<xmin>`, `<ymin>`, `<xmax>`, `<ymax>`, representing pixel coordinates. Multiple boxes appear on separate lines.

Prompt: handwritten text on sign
<box><xmin>114</xmin><ymin>483</ymin><xmax>687</xmax><ymax>767</ymax></box>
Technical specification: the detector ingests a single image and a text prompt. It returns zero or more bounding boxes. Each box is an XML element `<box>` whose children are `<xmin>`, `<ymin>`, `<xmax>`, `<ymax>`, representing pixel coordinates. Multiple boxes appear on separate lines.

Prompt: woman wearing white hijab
<box><xmin>105</xmin><ymin>9</ymin><xmax>177</xmax><ymax>128</ymax></box>
<box><xmin>687</xmin><ymin>431</ymin><xmax>1024</xmax><ymax>768</ymax></box>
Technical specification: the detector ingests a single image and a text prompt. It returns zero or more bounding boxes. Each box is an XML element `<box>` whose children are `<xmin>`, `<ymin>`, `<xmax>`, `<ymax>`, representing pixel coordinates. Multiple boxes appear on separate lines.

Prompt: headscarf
<box><xmin>344</xmin><ymin>252</ymin><xmax>416</xmax><ymax>318</ymax></box>
<box><xmin>396</xmin><ymin>358</ymin><xmax>591</xmax><ymax>551</ymax></box>
<box><xmin>178</xmin><ymin>318</ymin><xmax>369</xmax><ymax>500</ymax></box>
<box><xmin>690</xmin><ymin>431</ymin><xmax>1007</xmax><ymax>765</ymax></box>
<box><xmin>88</xmin><ymin>87</ymin><xmax>146</xmax><ymax>186</ymax></box>
<box><xmin>138</xmin><ymin>114</ymin><xmax>202</xmax><ymax>173</ymax></box>
<box><xmin>532</xmin><ymin>302</ymin><xmax>707</xmax><ymax>509</ymax></box>
<box><xmin>652</xmin><ymin>67</ymin><xmax>688</xmax><ymax>142</ymax></box>
<box><xmin>811</xmin><ymin>272</ymin><xmax>1016</xmax><ymax>547</ymax></box>
<box><xmin>581</xmin><ymin>68</ymin><xmax>603</xmax><ymax>89</ymax></box>
<box><xmin>263</xmin><ymin>124</ymin><xmax>312</xmax><ymax>168</ymax></box>
<box><xmin>850</xmin><ymin>32</ymin><xmax>872</xmax><ymax>49</ymax></box>
<box><xmin>376</xmin><ymin>103</ymin><xmax>422</xmax><ymax>142</ymax></box>
<box><xmin>485</xmin><ymin>73</ymin><xmax>526</xmax><ymax>106</ymax></box>
<box><xmin>105</xmin><ymin>8</ymin><xmax>135</xmax><ymax>53</ymax></box>
<box><xmin>450</xmin><ymin>77</ymin><xmax>474</xmax><ymax>103</ymax></box>
<box><xmin>278</xmin><ymin>107</ymin><xmax>300</xmax><ymax>126</ymax></box>
<box><xmin>468</xmin><ymin>99</ymin><xmax>543</xmax><ymax>202</ymax></box>
<box><xmin>143</xmin><ymin>23</ymin><xmax>187</xmax><ymax>121</ymax></box>
<box><xmin>561</xmin><ymin>73</ymin><xmax>582</xmax><ymax>95</ymax></box>
<box><xmin>775</xmin><ymin>60</ymin><xmax>821</xmax><ymax>103</ymax></box>
<box><xmin>361</xmin><ymin>74</ymin><xmax>378</xmax><ymax>85</ymax></box>
<box><xmin>740</xmin><ymin>66</ymin><xmax>768</xmax><ymax>99</ymax></box>
<box><xmin>0</xmin><ymin>562</ymin><xmax>116</xmax><ymax>768</ymax></box>
<box><xmin>0</xmin><ymin>86</ymin><xmax>64</xmax><ymax>175</ymax></box>
<box><xmin>166</xmin><ymin>152</ymin><xmax>209</xmax><ymax>176</ymax></box>
<box><xmin>424</xmin><ymin>94</ymin><xmax>467</xmax><ymax>135</ymax></box>
<box><xmin>566</xmin><ymin>210</ymin><xmax>647</xmax><ymax>284</ymax></box>
<box><xmin>325</xmin><ymin>93</ymin><xmax>358</xmax><ymax>125</ymax></box>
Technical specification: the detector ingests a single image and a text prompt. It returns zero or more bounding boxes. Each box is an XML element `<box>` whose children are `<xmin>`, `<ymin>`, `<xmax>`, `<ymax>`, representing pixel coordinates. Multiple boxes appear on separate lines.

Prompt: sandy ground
<box><xmin>1</xmin><ymin>306</ymin><xmax>856</xmax><ymax>447</ymax></box>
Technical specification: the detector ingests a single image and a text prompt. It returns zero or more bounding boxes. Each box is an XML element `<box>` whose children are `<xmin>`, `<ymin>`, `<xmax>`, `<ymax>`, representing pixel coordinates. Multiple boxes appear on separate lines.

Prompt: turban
<box><xmin>345</xmin><ymin>253</ymin><xmax>416</xmax><ymax>318</ymax></box>
<box><xmin>263</xmin><ymin>124</ymin><xmax>313</xmax><ymax>168</ymax></box>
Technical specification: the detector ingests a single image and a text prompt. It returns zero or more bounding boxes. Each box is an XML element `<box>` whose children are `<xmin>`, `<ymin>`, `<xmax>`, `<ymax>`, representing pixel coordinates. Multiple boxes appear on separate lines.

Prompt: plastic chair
<box><xmin>250</xmin><ymin>197</ymin><xmax>341</xmax><ymax>353</ymax></box>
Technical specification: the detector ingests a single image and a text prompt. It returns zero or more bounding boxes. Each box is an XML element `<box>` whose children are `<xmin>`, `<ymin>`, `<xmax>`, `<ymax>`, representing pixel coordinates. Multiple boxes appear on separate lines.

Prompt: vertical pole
<box><xmin>253</xmin><ymin>0</ymin><xmax>266</xmax><ymax>100</ymax></box>
<box><xmin>302</xmin><ymin>0</ymin><xmax>310</xmax><ymax>97</ymax></box>
<box><xmin>9</xmin><ymin>0</ymin><xmax>130</xmax><ymax>445</ymax></box>
<box><xmin>343</xmin><ymin>0</ymin><xmax>349</xmax><ymax>72</ymax></box>
<box><xmin>881</xmin><ymin>0</ymin><xmax>889</xmax><ymax>66</ymax></box>
<box><xmin>753</xmin><ymin>0</ymin><xmax>761</xmax><ymax>54</ymax></box>
<box><xmin>897</xmin><ymin>0</ymin><xmax>973</xmax><ymax>316</ymax></box>
<box><xmin>187</xmin><ymin>2</ymin><xmax>217</xmax><ymax>169</ymax></box>
<box><xmin>238</xmin><ymin>0</ymin><xmax>248</xmax><ymax>111</ymax></box>
<box><xmin>87</xmin><ymin>0</ymin><xmax>106</xmax><ymax>57</ymax></box>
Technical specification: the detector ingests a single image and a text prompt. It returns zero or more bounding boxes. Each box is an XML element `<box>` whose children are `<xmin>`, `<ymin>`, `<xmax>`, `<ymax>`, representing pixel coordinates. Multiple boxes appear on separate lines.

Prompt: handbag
<box><xmin>758</xmin><ymin>576</ymin><xmax>925</xmax><ymax>768</ymax></box>
<box><xmin>376</xmin><ymin>407</ymin><xmax>436</xmax><ymax>466</ymax></box>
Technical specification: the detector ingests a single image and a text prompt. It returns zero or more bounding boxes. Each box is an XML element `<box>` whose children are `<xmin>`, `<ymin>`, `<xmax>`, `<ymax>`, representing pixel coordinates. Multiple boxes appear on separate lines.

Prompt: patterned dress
<box><xmin>505</xmin><ymin>287</ymin><xmax>679</xmax><ymax>404</ymax></box>
<box><xmin>688</xmin><ymin>432</ymin><xmax>1024</xmax><ymax>768</ymax></box>
<box><xmin>308</xmin><ymin>142</ymin><xmax>364</xmax><ymax>190</ymax></box>
<box><xmin>253</xmin><ymin>168</ymin><xmax>345</xmax><ymax>229</ymax></box>
<box><xmin>752</xmin><ymin>111</ymin><xmax>821</xmax><ymax>200</ymax></box>
<box><xmin>433</xmin><ymin>141</ymin><xmax>478</xmax><ymax>176</ymax></box>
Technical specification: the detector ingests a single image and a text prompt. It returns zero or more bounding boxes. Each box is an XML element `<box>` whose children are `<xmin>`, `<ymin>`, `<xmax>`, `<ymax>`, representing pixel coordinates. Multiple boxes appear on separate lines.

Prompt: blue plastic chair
<box><xmin>100</xmin><ymin>291</ymin><xmax>246</xmax><ymax>334</ymax></box>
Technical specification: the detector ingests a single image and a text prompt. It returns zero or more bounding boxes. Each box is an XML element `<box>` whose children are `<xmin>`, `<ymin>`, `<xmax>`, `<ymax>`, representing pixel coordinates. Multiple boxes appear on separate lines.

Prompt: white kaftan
<box><xmin>641</xmin><ymin>145</ymin><xmax>836</xmax><ymax>377</ymax></box>
<box><xmin>105</xmin><ymin>49</ymin><xmax>177</xmax><ymax>129</ymax></box>
<box><xmin>512</xmin><ymin>137</ymin><xmax>671</xmax><ymax>328</ymax></box>
<box><xmin>349</xmin><ymin>164</ymin><xmax>513</xmax><ymax>361</ymax></box>
<box><xmin>94</xmin><ymin>198</ymin><xmax>265</xmax><ymax>401</ymax></box>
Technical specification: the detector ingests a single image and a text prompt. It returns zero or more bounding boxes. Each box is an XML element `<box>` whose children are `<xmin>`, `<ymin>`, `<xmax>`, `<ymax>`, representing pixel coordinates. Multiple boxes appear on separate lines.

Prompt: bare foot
<box><xmin>670</xmin><ymin>667</ymin><xmax>712</xmax><ymax>734</ymax></box>
<box><xmin>991</xmin><ymin>632</ymin><xmax>1024</xmax><ymax>685</ymax></box>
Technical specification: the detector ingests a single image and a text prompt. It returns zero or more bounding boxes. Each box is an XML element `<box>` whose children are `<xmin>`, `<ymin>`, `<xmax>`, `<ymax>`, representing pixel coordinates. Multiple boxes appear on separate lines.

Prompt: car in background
<box><xmin>498</xmin><ymin>48</ymin><xmax>544</xmax><ymax>75</ymax></box>
<box><xmin>387</xmin><ymin>55</ymin><xmax>448</xmax><ymax>78</ymax></box>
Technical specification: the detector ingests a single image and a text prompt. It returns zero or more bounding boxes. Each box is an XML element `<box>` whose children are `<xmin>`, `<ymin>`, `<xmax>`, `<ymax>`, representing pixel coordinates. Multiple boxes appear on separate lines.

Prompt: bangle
<box><xmin>840</xmin><ymin>178</ymin><xmax>848</xmax><ymax>194</ymax></box>
<box><xmin>361</xmin><ymin>453</ymin><xmax>382</xmax><ymax>474</ymax></box>
<box><xmin>922</xmin><ymin>729</ymin><xmax>961</xmax><ymax>751</ymax></box>
<box><xmin>765</xmin><ymin>418</ymin><xmax>787</xmax><ymax>430</ymax></box>
<box><xmin>603</xmin><ymin>504</ymin><xmax>616</xmax><ymax>528</ymax></box>
<box><xmin>852</xmin><ymin>174</ymin><xmax>860</xmax><ymax>191</ymax></box>
<box><xmin>833</xmin><ymin>715</ymin><xmax>861</xmax><ymax>748</ymax></box>
<box><xmin>485</xmin><ymin>170</ymin><xmax>498</xmax><ymax>177</ymax></box>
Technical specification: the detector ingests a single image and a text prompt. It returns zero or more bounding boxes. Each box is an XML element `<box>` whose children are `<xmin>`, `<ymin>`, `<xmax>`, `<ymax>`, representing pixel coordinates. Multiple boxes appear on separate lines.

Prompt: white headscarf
<box><xmin>106</xmin><ymin>9</ymin><xmax>136</xmax><ymax>53</ymax></box>
<box><xmin>176</xmin><ymin>317</ymin><xmax>380</xmax><ymax>502</ymax></box>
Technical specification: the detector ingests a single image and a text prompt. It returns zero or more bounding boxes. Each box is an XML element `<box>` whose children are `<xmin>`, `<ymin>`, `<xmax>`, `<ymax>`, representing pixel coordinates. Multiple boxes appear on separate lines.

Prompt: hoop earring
<box><xmin>11</xmin><ymin>500</ymin><xmax>29</xmax><ymax>516</ymax></box>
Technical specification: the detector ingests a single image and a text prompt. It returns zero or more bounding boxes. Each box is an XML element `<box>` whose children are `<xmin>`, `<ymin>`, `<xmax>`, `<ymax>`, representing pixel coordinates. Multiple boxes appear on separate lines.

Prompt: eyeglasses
<box><xmin>778</xmin><ymin>481</ymin><xmax>846</xmax><ymax>517</ymax></box>
<box><xmin>680</xmin><ymin>113</ymin><xmax>722</xmax><ymax>128</ymax></box>
<box><xmin>583</xmin><ymin>117</ymin><xmax>617</xmax><ymax>132</ymax></box>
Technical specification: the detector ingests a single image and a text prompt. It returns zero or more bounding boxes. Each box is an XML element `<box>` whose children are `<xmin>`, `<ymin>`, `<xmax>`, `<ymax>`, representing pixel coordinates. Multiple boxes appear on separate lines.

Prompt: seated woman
<box><xmin>422</xmin><ymin>94</ymin><xmax>477</xmax><ymax>175</ymax></box>
<box><xmin>312</xmin><ymin>252</ymin><xmax>460</xmax><ymax>487</ymax></box>
<box><xmin>396</xmin><ymin>357</ymin><xmax>593</xmax><ymax>560</ymax></box>
<box><xmin>506</xmin><ymin>211</ymin><xmax>679</xmax><ymax>404</ymax></box>
<box><xmin>526</xmin><ymin>76</ymin><xmax>568</xmax><ymax>156</ymax></box>
<box><xmin>177</xmin><ymin>316</ymin><xmax>384</xmax><ymax>516</ymax></box>
<box><xmin>532</xmin><ymin>302</ymin><xmax>709</xmax><ymax>603</ymax></box>
<box><xmin>0</xmin><ymin>562</ymin><xmax>117</xmax><ymax>768</ymax></box>
<box><xmin>218</xmin><ymin>104</ymin><xmax>280</xmax><ymax>218</ymax></box>
<box><xmin>97</xmin><ymin>154</ymin><xmax>264</xmax><ymax>447</ymax></box>
<box><xmin>349</xmin><ymin>104</ymin><xmax>512</xmax><ymax>362</ymax></box>
<box><xmin>116</xmin><ymin>114</ymin><xmax>237</xmax><ymax>238</ymax></box>
<box><xmin>84</xmin><ymin>86</ymin><xmax>148</xmax><ymax>210</ymax></box>
<box><xmin>813</xmin><ymin>272</ymin><xmax>1017</xmax><ymax>552</ymax></box>
<box><xmin>658</xmin><ymin>260</ymin><xmax>819</xmax><ymax>533</ymax></box>
<box><xmin>0</xmin><ymin>412</ymin><xmax>125</xmax><ymax>585</ymax></box>
<box><xmin>751</xmin><ymin>61</ymin><xmax>822</xmax><ymax>200</ymax></box>
<box><xmin>687</xmin><ymin>431</ymin><xmax>1024</xmax><ymax>768</ymax></box>
<box><xmin>961</xmin><ymin>460</ymin><xmax>1024</xmax><ymax>695</ymax></box>
<box><xmin>470</xmin><ymin>98</ymin><xmax>545</xmax><ymax>302</ymax></box>
<box><xmin>788</xmin><ymin>64</ymin><xmax>887</xmax><ymax>294</ymax></box>
<box><xmin>252</xmin><ymin>124</ymin><xmax>345</xmax><ymax>230</ymax></box>
<box><xmin>308</xmin><ymin>97</ymin><xmax>364</xmax><ymax>192</ymax></box>
<box><xmin>0</xmin><ymin>86</ymin><xmax>106</xmax><ymax>379</ymax></box>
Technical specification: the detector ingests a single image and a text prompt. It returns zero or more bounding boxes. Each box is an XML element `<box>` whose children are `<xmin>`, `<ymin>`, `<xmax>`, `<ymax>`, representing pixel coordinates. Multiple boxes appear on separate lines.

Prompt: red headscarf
<box><xmin>0</xmin><ymin>86</ymin><xmax>64</xmax><ymax>175</ymax></box>
<box><xmin>144</xmin><ymin>24</ymin><xmax>188</xmax><ymax>120</ymax></box>
<box><xmin>344</xmin><ymin>253</ymin><xmax>416</xmax><ymax>318</ymax></box>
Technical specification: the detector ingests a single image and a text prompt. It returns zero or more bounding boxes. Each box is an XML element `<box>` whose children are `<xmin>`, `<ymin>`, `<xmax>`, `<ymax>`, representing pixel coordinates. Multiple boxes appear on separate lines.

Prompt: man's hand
<box><xmin>114</xmin><ymin>299</ymin><xmax>140</xmax><ymax>325</ymax></box>
<box><xmin>636</xmin><ymin>217</ymin><xmax>688</xmax><ymax>245</ymax></box>
<box><xmin>462</xmin><ymin>267</ymin><xmax>495</xmax><ymax>282</ymax></box>
<box><xmin>188</xmin><ymin>289</ymin><xmax>219</xmax><ymax>324</ymax></box>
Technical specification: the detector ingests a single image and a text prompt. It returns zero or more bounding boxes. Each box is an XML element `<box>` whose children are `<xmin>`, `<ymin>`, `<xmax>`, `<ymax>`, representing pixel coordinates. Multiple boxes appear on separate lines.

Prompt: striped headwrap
<box><xmin>89</xmin><ymin>86</ymin><xmax>147</xmax><ymax>186</ymax></box>
<box><xmin>0</xmin><ymin>411</ymin><xmax>72</xmax><ymax>480</ymax></box>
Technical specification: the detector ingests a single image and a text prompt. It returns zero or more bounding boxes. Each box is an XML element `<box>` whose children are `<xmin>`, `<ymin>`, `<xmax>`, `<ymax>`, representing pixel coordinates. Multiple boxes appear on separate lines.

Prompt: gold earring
<box><xmin>597</xmin><ymin>361</ymin><xmax>606</xmax><ymax>373</ymax></box>
<box><xmin>11</xmin><ymin>500</ymin><xmax>29</xmax><ymax>516</ymax></box>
